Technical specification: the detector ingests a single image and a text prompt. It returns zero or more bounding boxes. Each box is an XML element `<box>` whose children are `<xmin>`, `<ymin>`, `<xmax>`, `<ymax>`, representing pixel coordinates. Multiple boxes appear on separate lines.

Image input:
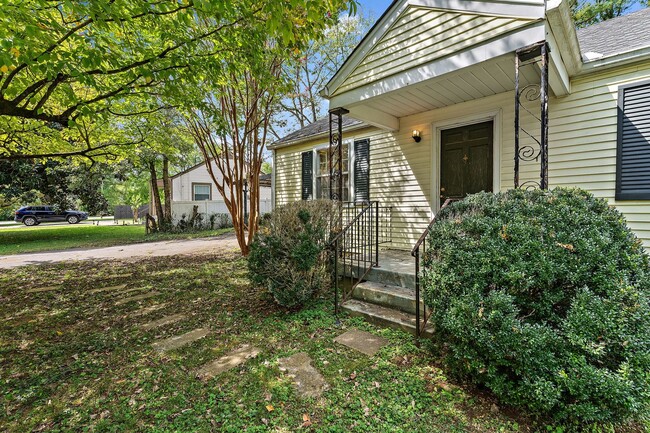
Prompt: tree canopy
<box><xmin>0</xmin><ymin>0</ymin><xmax>358</xmax><ymax>161</ymax></box>
<box><xmin>571</xmin><ymin>0</ymin><xmax>648</xmax><ymax>27</ymax></box>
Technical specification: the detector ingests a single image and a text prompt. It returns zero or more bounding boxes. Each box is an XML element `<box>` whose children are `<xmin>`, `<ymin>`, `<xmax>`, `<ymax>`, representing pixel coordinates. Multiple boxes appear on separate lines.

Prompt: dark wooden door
<box><xmin>440</xmin><ymin>121</ymin><xmax>493</xmax><ymax>206</ymax></box>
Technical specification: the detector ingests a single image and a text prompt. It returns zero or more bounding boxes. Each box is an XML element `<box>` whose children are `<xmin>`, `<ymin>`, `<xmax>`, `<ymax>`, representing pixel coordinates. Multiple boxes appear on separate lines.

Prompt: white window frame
<box><xmin>313</xmin><ymin>139</ymin><xmax>354</xmax><ymax>202</ymax></box>
<box><xmin>192</xmin><ymin>183</ymin><xmax>212</xmax><ymax>201</ymax></box>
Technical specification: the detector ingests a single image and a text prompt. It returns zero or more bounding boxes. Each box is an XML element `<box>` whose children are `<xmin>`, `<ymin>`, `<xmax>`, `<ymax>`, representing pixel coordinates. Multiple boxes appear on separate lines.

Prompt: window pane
<box><xmin>193</xmin><ymin>184</ymin><xmax>210</xmax><ymax>201</ymax></box>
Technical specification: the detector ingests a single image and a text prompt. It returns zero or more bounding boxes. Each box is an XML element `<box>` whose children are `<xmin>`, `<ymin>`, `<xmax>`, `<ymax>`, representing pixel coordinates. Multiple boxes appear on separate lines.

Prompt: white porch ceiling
<box><xmin>343</xmin><ymin>54</ymin><xmax>543</xmax><ymax>123</ymax></box>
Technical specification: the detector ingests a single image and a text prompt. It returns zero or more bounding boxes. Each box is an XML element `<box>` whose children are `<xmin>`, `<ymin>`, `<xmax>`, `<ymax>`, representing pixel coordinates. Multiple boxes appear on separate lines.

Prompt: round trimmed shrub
<box><xmin>248</xmin><ymin>200</ymin><xmax>335</xmax><ymax>308</ymax></box>
<box><xmin>422</xmin><ymin>188</ymin><xmax>650</xmax><ymax>424</ymax></box>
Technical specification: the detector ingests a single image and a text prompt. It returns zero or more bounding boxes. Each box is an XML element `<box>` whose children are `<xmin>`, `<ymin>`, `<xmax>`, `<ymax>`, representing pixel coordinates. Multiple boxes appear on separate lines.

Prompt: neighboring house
<box><xmin>270</xmin><ymin>0</ymin><xmax>650</xmax><ymax>250</ymax></box>
<box><xmin>151</xmin><ymin>160</ymin><xmax>272</xmax><ymax>221</ymax></box>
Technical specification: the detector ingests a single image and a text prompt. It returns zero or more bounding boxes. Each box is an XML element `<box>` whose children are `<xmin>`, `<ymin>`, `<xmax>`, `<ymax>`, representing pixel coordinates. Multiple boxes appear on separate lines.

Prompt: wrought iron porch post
<box><xmin>514</xmin><ymin>41</ymin><xmax>550</xmax><ymax>190</ymax></box>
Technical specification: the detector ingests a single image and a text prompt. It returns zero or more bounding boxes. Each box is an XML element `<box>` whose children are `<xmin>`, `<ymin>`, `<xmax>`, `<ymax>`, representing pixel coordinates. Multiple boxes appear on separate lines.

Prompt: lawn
<box><xmin>0</xmin><ymin>224</ymin><xmax>231</xmax><ymax>255</ymax></box>
<box><xmin>0</xmin><ymin>253</ymin><xmax>645</xmax><ymax>432</ymax></box>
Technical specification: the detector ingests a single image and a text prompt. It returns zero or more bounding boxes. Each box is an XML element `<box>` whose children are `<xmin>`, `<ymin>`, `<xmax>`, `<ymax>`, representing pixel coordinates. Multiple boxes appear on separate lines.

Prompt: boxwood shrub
<box><xmin>422</xmin><ymin>188</ymin><xmax>650</xmax><ymax>425</ymax></box>
<box><xmin>248</xmin><ymin>200</ymin><xmax>335</xmax><ymax>308</ymax></box>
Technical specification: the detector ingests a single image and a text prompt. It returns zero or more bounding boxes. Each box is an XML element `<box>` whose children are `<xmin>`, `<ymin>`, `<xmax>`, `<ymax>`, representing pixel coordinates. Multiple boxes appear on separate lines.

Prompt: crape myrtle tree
<box><xmin>182</xmin><ymin>1</ymin><xmax>359</xmax><ymax>255</ymax></box>
<box><xmin>0</xmin><ymin>0</ymin><xmax>357</xmax><ymax>163</ymax></box>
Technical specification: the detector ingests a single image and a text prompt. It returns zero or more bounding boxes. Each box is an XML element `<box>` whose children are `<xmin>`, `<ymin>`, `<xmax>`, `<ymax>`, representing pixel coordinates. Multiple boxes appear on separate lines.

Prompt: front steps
<box><xmin>339</xmin><ymin>254</ymin><xmax>433</xmax><ymax>337</ymax></box>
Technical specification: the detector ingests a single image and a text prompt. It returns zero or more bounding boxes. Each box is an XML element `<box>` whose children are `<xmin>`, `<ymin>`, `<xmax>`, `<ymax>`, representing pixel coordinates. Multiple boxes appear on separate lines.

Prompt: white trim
<box><xmin>430</xmin><ymin>109</ymin><xmax>502</xmax><ymax>215</ymax></box>
<box><xmin>323</xmin><ymin>0</ymin><xmax>544</xmax><ymax>97</ymax></box>
<box><xmin>347</xmin><ymin>106</ymin><xmax>399</xmax><ymax>131</ymax></box>
<box><xmin>271</xmin><ymin>150</ymin><xmax>276</xmax><ymax>210</ymax></box>
<box><xmin>579</xmin><ymin>47</ymin><xmax>650</xmax><ymax>75</ymax></box>
<box><xmin>312</xmin><ymin>139</ymin><xmax>354</xmax><ymax>201</ymax></box>
<box><xmin>329</xmin><ymin>23</ymin><xmax>545</xmax><ymax>108</ymax></box>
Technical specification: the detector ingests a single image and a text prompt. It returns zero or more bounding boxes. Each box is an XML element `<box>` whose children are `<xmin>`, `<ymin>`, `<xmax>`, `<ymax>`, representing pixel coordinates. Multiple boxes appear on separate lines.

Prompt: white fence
<box><xmin>171</xmin><ymin>199</ymin><xmax>272</xmax><ymax>221</ymax></box>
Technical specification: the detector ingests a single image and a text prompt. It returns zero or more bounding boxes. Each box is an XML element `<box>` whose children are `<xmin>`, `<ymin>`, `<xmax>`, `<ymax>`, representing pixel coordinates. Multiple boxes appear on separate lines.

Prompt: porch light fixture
<box><xmin>412</xmin><ymin>130</ymin><xmax>421</xmax><ymax>143</ymax></box>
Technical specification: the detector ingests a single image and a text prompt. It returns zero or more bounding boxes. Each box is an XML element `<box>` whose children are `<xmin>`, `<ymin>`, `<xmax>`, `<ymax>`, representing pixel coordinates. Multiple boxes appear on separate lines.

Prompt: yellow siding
<box><xmin>275</xmin><ymin>60</ymin><xmax>650</xmax><ymax>250</ymax></box>
<box><xmin>336</xmin><ymin>6</ymin><xmax>536</xmax><ymax>96</ymax></box>
<box><xmin>549</xmin><ymin>60</ymin><xmax>650</xmax><ymax>249</ymax></box>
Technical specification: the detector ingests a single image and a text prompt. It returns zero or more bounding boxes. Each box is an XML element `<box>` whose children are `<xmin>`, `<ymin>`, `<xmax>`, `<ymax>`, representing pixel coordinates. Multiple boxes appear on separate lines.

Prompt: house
<box><xmin>151</xmin><ymin>160</ymin><xmax>272</xmax><ymax>221</ymax></box>
<box><xmin>270</xmin><ymin>0</ymin><xmax>650</xmax><ymax>251</ymax></box>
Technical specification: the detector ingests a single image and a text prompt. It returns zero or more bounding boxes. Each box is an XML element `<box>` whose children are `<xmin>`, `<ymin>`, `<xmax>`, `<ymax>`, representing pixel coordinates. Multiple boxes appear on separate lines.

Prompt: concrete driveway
<box><xmin>0</xmin><ymin>233</ymin><xmax>240</xmax><ymax>269</ymax></box>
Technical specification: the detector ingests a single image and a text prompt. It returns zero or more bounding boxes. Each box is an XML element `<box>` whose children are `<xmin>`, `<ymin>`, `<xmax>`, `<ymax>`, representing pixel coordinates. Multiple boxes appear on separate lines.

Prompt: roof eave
<box><xmin>578</xmin><ymin>46</ymin><xmax>650</xmax><ymax>75</ymax></box>
<box><xmin>545</xmin><ymin>0</ymin><xmax>582</xmax><ymax>77</ymax></box>
<box><xmin>267</xmin><ymin>123</ymin><xmax>371</xmax><ymax>150</ymax></box>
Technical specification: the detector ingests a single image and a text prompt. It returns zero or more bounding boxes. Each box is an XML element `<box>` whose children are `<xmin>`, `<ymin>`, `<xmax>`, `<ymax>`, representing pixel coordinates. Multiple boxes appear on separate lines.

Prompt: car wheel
<box><xmin>23</xmin><ymin>216</ymin><xmax>37</xmax><ymax>226</ymax></box>
<box><xmin>67</xmin><ymin>215</ymin><xmax>79</xmax><ymax>224</ymax></box>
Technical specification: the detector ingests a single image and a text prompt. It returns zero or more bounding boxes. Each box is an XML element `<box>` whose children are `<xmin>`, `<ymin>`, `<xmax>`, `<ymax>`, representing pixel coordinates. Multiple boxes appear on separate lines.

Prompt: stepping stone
<box><xmin>120</xmin><ymin>287</ymin><xmax>148</xmax><ymax>296</ymax></box>
<box><xmin>195</xmin><ymin>344</ymin><xmax>261</xmax><ymax>380</ymax></box>
<box><xmin>140</xmin><ymin>314</ymin><xmax>185</xmax><ymax>331</ymax></box>
<box><xmin>88</xmin><ymin>284</ymin><xmax>127</xmax><ymax>294</ymax></box>
<box><xmin>131</xmin><ymin>303</ymin><xmax>168</xmax><ymax>317</ymax></box>
<box><xmin>278</xmin><ymin>353</ymin><xmax>329</xmax><ymax>399</ymax></box>
<box><xmin>26</xmin><ymin>286</ymin><xmax>60</xmax><ymax>294</ymax></box>
<box><xmin>334</xmin><ymin>329</ymin><xmax>389</xmax><ymax>356</ymax></box>
<box><xmin>152</xmin><ymin>328</ymin><xmax>210</xmax><ymax>352</ymax></box>
<box><xmin>115</xmin><ymin>291</ymin><xmax>160</xmax><ymax>306</ymax></box>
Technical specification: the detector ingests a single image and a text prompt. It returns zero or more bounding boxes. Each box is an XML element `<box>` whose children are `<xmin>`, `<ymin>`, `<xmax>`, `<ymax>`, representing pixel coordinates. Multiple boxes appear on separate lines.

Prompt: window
<box><xmin>316</xmin><ymin>143</ymin><xmax>349</xmax><ymax>201</ymax></box>
<box><xmin>616</xmin><ymin>80</ymin><xmax>650</xmax><ymax>200</ymax></box>
<box><xmin>192</xmin><ymin>183</ymin><xmax>211</xmax><ymax>201</ymax></box>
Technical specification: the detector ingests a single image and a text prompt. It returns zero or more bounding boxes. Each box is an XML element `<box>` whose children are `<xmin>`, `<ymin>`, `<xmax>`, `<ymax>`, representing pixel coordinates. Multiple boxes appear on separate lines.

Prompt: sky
<box><xmin>357</xmin><ymin>0</ymin><xmax>394</xmax><ymax>23</ymax></box>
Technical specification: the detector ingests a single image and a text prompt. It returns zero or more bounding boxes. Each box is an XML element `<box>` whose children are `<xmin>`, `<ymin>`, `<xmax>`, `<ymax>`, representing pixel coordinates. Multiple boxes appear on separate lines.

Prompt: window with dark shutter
<box><xmin>616</xmin><ymin>80</ymin><xmax>650</xmax><ymax>200</ymax></box>
<box><xmin>301</xmin><ymin>151</ymin><xmax>313</xmax><ymax>200</ymax></box>
<box><xmin>354</xmin><ymin>139</ymin><xmax>370</xmax><ymax>203</ymax></box>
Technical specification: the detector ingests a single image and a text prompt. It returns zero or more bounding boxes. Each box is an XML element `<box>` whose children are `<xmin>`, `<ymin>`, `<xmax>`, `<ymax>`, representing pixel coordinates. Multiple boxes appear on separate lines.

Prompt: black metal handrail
<box><xmin>410</xmin><ymin>198</ymin><xmax>455</xmax><ymax>338</ymax></box>
<box><xmin>328</xmin><ymin>201</ymin><xmax>392</xmax><ymax>314</ymax></box>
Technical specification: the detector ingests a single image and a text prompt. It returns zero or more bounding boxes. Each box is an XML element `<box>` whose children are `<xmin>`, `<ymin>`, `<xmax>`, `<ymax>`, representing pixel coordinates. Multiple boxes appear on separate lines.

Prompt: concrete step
<box><xmin>352</xmin><ymin>281</ymin><xmax>424</xmax><ymax>315</ymax></box>
<box><xmin>341</xmin><ymin>299</ymin><xmax>433</xmax><ymax>338</ymax></box>
<box><xmin>341</xmin><ymin>264</ymin><xmax>416</xmax><ymax>290</ymax></box>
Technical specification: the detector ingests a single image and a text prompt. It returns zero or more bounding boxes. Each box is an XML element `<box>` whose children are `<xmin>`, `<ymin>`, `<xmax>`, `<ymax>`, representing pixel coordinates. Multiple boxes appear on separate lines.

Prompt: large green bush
<box><xmin>422</xmin><ymin>188</ymin><xmax>650</xmax><ymax>424</ymax></box>
<box><xmin>248</xmin><ymin>200</ymin><xmax>335</xmax><ymax>308</ymax></box>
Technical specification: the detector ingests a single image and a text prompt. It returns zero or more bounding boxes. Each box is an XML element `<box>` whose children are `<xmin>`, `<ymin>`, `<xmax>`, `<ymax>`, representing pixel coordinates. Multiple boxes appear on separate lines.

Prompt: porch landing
<box><xmin>365</xmin><ymin>249</ymin><xmax>415</xmax><ymax>290</ymax></box>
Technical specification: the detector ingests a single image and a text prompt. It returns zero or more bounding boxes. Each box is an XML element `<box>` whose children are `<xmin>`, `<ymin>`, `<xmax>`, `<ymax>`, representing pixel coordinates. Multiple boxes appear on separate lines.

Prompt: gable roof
<box><xmin>577</xmin><ymin>7</ymin><xmax>650</xmax><ymax>60</ymax></box>
<box><xmin>268</xmin><ymin>116</ymin><xmax>368</xmax><ymax>149</ymax></box>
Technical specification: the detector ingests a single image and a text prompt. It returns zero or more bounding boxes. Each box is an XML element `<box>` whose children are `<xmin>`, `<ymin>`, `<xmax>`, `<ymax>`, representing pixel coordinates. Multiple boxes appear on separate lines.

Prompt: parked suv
<box><xmin>14</xmin><ymin>206</ymin><xmax>88</xmax><ymax>226</ymax></box>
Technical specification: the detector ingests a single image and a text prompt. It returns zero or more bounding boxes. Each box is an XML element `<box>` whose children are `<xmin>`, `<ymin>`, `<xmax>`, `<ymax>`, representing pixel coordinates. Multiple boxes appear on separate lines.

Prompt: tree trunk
<box><xmin>149</xmin><ymin>161</ymin><xmax>164</xmax><ymax>231</ymax></box>
<box><xmin>162</xmin><ymin>155</ymin><xmax>172</xmax><ymax>229</ymax></box>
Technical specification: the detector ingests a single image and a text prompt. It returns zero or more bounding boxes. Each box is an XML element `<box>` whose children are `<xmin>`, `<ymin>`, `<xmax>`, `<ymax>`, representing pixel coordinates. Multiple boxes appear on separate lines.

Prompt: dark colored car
<box><xmin>14</xmin><ymin>206</ymin><xmax>88</xmax><ymax>226</ymax></box>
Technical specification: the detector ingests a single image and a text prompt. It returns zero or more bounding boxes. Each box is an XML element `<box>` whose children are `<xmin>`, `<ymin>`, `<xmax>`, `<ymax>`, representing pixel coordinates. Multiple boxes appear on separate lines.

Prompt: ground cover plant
<box><xmin>423</xmin><ymin>188</ymin><xmax>650</xmax><ymax>427</ymax></box>
<box><xmin>0</xmin><ymin>249</ymin><xmax>603</xmax><ymax>433</ymax></box>
<box><xmin>0</xmin><ymin>225</ymin><xmax>231</xmax><ymax>255</ymax></box>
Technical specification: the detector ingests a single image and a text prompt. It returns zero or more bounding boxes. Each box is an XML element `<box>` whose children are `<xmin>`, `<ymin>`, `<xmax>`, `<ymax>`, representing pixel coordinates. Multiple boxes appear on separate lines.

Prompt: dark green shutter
<box><xmin>354</xmin><ymin>139</ymin><xmax>370</xmax><ymax>203</ymax></box>
<box><xmin>301</xmin><ymin>151</ymin><xmax>313</xmax><ymax>200</ymax></box>
<box><xmin>616</xmin><ymin>80</ymin><xmax>650</xmax><ymax>200</ymax></box>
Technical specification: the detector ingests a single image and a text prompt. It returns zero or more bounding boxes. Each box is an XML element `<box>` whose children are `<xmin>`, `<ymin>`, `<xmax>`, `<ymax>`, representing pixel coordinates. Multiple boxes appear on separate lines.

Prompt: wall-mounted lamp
<box><xmin>412</xmin><ymin>130</ymin><xmax>421</xmax><ymax>143</ymax></box>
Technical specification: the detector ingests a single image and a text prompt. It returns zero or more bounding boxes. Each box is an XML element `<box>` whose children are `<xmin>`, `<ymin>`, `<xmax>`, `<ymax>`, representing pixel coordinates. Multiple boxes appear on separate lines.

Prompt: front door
<box><xmin>440</xmin><ymin>121</ymin><xmax>493</xmax><ymax>206</ymax></box>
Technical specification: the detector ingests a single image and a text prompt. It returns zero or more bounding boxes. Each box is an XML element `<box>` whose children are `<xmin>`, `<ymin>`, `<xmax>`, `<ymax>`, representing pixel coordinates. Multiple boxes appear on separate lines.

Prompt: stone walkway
<box><xmin>278</xmin><ymin>352</ymin><xmax>329</xmax><ymax>399</ymax></box>
<box><xmin>195</xmin><ymin>345</ymin><xmax>261</xmax><ymax>380</ymax></box>
<box><xmin>152</xmin><ymin>328</ymin><xmax>211</xmax><ymax>352</ymax></box>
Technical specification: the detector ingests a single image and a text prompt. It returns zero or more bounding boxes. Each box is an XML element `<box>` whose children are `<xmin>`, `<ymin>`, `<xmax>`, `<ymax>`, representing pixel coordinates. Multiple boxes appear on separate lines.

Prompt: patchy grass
<box><xmin>0</xmin><ymin>225</ymin><xmax>231</xmax><ymax>255</ymax></box>
<box><xmin>0</xmin><ymin>254</ymin><xmax>646</xmax><ymax>432</ymax></box>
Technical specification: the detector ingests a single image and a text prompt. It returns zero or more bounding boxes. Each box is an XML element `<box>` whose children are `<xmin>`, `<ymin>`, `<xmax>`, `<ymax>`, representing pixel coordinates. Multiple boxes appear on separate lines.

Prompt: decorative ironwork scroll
<box><xmin>514</xmin><ymin>41</ymin><xmax>549</xmax><ymax>190</ymax></box>
<box><xmin>329</xmin><ymin>107</ymin><xmax>349</xmax><ymax>233</ymax></box>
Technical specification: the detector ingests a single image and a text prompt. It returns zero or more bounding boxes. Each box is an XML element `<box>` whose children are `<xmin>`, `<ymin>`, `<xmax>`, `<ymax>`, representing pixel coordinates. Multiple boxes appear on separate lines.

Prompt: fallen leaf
<box><xmin>265</xmin><ymin>404</ymin><xmax>274</xmax><ymax>412</ymax></box>
<box><xmin>302</xmin><ymin>413</ymin><xmax>312</xmax><ymax>427</ymax></box>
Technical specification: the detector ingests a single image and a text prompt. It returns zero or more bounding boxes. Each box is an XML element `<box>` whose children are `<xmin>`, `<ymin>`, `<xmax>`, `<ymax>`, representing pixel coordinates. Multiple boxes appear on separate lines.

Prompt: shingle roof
<box><xmin>270</xmin><ymin>116</ymin><xmax>366</xmax><ymax>148</ymax></box>
<box><xmin>577</xmin><ymin>7</ymin><xmax>650</xmax><ymax>60</ymax></box>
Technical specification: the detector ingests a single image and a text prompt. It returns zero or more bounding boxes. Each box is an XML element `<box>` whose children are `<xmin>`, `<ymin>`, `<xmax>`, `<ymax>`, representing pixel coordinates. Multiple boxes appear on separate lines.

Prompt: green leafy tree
<box><xmin>274</xmin><ymin>13</ymin><xmax>371</xmax><ymax>136</ymax></box>
<box><xmin>571</xmin><ymin>0</ymin><xmax>648</xmax><ymax>27</ymax></box>
<box><xmin>0</xmin><ymin>0</ymin><xmax>358</xmax><ymax>161</ymax></box>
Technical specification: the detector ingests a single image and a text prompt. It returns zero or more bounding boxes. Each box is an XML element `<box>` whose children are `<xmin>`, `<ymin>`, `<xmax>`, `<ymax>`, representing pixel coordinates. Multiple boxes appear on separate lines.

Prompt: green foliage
<box><xmin>570</xmin><ymin>0</ymin><xmax>648</xmax><ymax>28</ymax></box>
<box><xmin>0</xmin><ymin>0</ymin><xmax>358</xmax><ymax>161</ymax></box>
<box><xmin>422</xmin><ymin>188</ymin><xmax>650</xmax><ymax>425</ymax></box>
<box><xmin>248</xmin><ymin>200</ymin><xmax>335</xmax><ymax>308</ymax></box>
<box><xmin>0</xmin><ymin>159</ymin><xmax>109</xmax><ymax>216</ymax></box>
